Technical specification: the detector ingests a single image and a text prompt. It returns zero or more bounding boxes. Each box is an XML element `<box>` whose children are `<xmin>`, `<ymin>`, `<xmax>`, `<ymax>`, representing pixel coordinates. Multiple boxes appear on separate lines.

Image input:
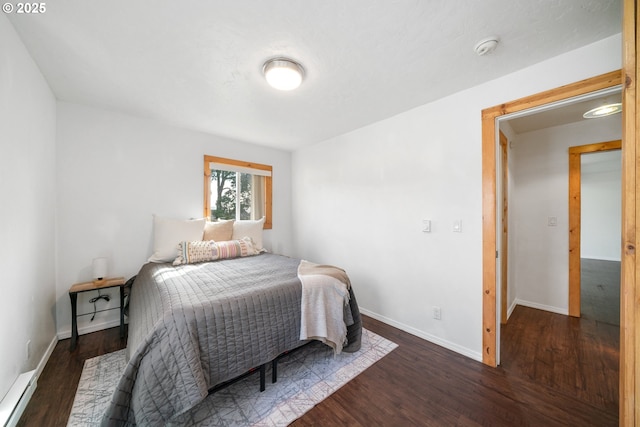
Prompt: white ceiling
<box><xmin>7</xmin><ymin>0</ymin><xmax>622</xmax><ymax>150</ymax></box>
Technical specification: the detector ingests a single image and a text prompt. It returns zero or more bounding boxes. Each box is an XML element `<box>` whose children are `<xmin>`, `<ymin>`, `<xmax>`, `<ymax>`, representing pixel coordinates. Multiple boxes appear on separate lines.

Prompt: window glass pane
<box><xmin>209</xmin><ymin>169</ymin><xmax>265</xmax><ymax>222</ymax></box>
<box><xmin>239</xmin><ymin>172</ymin><xmax>251</xmax><ymax>220</ymax></box>
<box><xmin>209</xmin><ymin>169</ymin><xmax>236</xmax><ymax>221</ymax></box>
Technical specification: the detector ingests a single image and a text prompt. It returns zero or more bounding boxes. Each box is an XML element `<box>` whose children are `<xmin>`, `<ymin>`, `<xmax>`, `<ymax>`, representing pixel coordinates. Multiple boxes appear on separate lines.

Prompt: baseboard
<box><xmin>513</xmin><ymin>299</ymin><xmax>568</xmax><ymax>316</ymax></box>
<box><xmin>0</xmin><ymin>334</ymin><xmax>57</xmax><ymax>427</ymax></box>
<box><xmin>35</xmin><ymin>335</ymin><xmax>57</xmax><ymax>381</ymax></box>
<box><xmin>359</xmin><ymin>308</ymin><xmax>482</xmax><ymax>362</ymax></box>
<box><xmin>507</xmin><ymin>299</ymin><xmax>518</xmax><ymax>320</ymax></box>
<box><xmin>57</xmin><ymin>318</ymin><xmax>122</xmax><ymax>340</ymax></box>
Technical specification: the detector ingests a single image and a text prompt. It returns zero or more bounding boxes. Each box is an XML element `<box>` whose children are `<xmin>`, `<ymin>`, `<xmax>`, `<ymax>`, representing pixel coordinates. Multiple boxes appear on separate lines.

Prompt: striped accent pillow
<box><xmin>173</xmin><ymin>237</ymin><xmax>260</xmax><ymax>266</ymax></box>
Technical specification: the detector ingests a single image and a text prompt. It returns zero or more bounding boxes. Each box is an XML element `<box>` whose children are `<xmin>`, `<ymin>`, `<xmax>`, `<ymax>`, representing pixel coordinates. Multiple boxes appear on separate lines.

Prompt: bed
<box><xmin>101</xmin><ymin>252</ymin><xmax>362</xmax><ymax>426</ymax></box>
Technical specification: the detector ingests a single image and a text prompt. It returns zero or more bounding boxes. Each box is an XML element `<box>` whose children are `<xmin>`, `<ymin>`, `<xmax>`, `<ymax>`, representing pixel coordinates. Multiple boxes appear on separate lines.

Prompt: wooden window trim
<box><xmin>203</xmin><ymin>155</ymin><xmax>273</xmax><ymax>229</ymax></box>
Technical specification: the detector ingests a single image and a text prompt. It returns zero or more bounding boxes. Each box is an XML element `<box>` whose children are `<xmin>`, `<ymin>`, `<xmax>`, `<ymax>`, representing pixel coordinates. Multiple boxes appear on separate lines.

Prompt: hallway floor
<box><xmin>581</xmin><ymin>258</ymin><xmax>620</xmax><ymax>326</ymax></box>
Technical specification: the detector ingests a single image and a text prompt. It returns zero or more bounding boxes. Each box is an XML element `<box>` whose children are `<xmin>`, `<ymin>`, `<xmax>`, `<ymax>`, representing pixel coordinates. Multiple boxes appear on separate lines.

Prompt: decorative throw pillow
<box><xmin>173</xmin><ymin>237</ymin><xmax>260</xmax><ymax>266</ymax></box>
<box><xmin>148</xmin><ymin>216</ymin><xmax>206</xmax><ymax>263</ymax></box>
<box><xmin>216</xmin><ymin>238</ymin><xmax>259</xmax><ymax>259</ymax></box>
<box><xmin>231</xmin><ymin>217</ymin><xmax>265</xmax><ymax>251</ymax></box>
<box><xmin>203</xmin><ymin>219</ymin><xmax>234</xmax><ymax>241</ymax></box>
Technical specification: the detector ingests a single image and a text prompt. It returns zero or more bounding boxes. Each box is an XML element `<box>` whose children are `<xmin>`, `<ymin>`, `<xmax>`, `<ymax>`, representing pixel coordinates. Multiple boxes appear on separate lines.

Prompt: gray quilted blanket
<box><xmin>101</xmin><ymin>253</ymin><xmax>361</xmax><ymax>426</ymax></box>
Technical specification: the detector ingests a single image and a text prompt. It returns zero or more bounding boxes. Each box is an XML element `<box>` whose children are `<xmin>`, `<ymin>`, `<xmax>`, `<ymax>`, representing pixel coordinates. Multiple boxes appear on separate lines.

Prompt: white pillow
<box><xmin>232</xmin><ymin>217</ymin><xmax>265</xmax><ymax>251</ymax></box>
<box><xmin>148</xmin><ymin>215</ymin><xmax>206</xmax><ymax>263</ymax></box>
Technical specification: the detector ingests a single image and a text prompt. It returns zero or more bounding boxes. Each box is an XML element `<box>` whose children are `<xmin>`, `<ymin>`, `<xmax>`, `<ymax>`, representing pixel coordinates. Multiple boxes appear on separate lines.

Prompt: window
<box><xmin>203</xmin><ymin>155</ymin><xmax>272</xmax><ymax>229</ymax></box>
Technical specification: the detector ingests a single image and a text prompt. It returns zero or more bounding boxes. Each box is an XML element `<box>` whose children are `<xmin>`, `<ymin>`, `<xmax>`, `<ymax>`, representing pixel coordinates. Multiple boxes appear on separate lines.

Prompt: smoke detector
<box><xmin>474</xmin><ymin>36</ymin><xmax>499</xmax><ymax>56</ymax></box>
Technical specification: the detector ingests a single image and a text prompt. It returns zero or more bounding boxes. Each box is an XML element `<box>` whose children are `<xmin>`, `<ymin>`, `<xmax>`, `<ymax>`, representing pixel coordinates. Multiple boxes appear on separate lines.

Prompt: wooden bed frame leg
<box><xmin>272</xmin><ymin>359</ymin><xmax>278</xmax><ymax>383</ymax></box>
<box><xmin>259</xmin><ymin>364</ymin><xmax>266</xmax><ymax>392</ymax></box>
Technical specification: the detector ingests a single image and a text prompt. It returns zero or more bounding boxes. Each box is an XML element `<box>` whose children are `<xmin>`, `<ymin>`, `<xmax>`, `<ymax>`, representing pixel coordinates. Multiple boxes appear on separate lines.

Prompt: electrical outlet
<box><xmin>26</xmin><ymin>340</ymin><xmax>31</xmax><ymax>360</ymax></box>
<box><xmin>433</xmin><ymin>306</ymin><xmax>441</xmax><ymax>320</ymax></box>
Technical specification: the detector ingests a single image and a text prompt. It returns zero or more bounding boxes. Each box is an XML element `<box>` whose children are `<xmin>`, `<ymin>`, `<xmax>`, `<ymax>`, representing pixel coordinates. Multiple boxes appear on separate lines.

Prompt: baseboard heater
<box><xmin>0</xmin><ymin>370</ymin><xmax>37</xmax><ymax>427</ymax></box>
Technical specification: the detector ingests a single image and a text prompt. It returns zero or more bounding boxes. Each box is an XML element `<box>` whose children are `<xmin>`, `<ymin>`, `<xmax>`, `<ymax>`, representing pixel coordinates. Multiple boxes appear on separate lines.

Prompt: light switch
<box><xmin>422</xmin><ymin>219</ymin><xmax>431</xmax><ymax>233</ymax></box>
<box><xmin>453</xmin><ymin>220</ymin><xmax>462</xmax><ymax>233</ymax></box>
<box><xmin>548</xmin><ymin>216</ymin><xmax>557</xmax><ymax>227</ymax></box>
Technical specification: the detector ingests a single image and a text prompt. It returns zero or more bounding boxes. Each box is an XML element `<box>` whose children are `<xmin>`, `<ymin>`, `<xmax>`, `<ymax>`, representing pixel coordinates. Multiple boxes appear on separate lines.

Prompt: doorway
<box><xmin>568</xmin><ymin>141</ymin><xmax>622</xmax><ymax>323</ymax></box>
<box><xmin>497</xmin><ymin>107</ymin><xmax>621</xmax><ymax>327</ymax></box>
<box><xmin>481</xmin><ymin>70</ymin><xmax>622</xmax><ymax>367</ymax></box>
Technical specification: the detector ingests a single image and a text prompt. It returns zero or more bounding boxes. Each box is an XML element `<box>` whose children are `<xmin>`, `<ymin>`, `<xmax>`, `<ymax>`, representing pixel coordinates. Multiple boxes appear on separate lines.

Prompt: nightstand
<box><xmin>68</xmin><ymin>277</ymin><xmax>126</xmax><ymax>351</ymax></box>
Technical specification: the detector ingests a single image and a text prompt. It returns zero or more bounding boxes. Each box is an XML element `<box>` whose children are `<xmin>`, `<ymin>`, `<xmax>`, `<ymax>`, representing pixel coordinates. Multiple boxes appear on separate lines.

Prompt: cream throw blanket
<box><xmin>298</xmin><ymin>260</ymin><xmax>351</xmax><ymax>354</ymax></box>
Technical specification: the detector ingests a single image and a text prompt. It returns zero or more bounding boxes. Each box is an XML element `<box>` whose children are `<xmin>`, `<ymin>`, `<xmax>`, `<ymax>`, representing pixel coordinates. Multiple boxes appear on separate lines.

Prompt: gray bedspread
<box><xmin>101</xmin><ymin>253</ymin><xmax>361</xmax><ymax>426</ymax></box>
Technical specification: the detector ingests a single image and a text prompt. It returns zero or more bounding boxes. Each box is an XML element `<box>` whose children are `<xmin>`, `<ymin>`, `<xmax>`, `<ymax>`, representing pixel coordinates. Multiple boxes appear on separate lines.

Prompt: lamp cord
<box><xmin>89</xmin><ymin>290</ymin><xmax>110</xmax><ymax>321</ymax></box>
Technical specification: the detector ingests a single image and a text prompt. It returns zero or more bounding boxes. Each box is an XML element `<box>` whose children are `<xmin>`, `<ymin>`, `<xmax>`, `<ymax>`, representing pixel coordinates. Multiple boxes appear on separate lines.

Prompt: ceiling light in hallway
<box><xmin>583</xmin><ymin>103</ymin><xmax>622</xmax><ymax>118</ymax></box>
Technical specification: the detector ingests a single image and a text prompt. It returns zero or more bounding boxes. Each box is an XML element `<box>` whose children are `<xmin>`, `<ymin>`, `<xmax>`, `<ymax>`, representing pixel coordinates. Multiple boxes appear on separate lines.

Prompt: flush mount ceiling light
<box><xmin>263</xmin><ymin>58</ymin><xmax>304</xmax><ymax>91</ymax></box>
<box><xmin>474</xmin><ymin>36</ymin><xmax>499</xmax><ymax>56</ymax></box>
<box><xmin>583</xmin><ymin>103</ymin><xmax>623</xmax><ymax>119</ymax></box>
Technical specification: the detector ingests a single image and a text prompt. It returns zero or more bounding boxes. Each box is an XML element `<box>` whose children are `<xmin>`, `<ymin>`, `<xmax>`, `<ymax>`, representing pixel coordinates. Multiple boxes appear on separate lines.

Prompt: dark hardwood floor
<box><xmin>17</xmin><ymin>327</ymin><xmax>128</xmax><ymax>427</ymax></box>
<box><xmin>18</xmin><ymin>305</ymin><xmax>619</xmax><ymax>426</ymax></box>
<box><xmin>581</xmin><ymin>258</ymin><xmax>621</xmax><ymax>326</ymax></box>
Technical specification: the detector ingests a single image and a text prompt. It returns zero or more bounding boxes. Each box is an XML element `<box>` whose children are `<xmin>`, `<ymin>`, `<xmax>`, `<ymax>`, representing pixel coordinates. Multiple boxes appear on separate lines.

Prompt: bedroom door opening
<box><xmin>482</xmin><ymin>70</ymin><xmax>623</xmax><ymax>368</ymax></box>
<box><xmin>495</xmin><ymin>89</ymin><xmax>621</xmax><ymax>357</ymax></box>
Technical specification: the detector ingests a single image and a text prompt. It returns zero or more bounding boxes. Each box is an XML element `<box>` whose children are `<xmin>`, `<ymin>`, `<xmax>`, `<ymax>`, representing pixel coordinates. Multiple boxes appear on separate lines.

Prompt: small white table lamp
<box><xmin>92</xmin><ymin>257</ymin><xmax>108</xmax><ymax>283</ymax></box>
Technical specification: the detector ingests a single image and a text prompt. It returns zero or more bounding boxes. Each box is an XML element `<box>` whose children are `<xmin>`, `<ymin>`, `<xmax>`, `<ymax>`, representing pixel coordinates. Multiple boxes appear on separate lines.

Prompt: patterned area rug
<box><xmin>67</xmin><ymin>329</ymin><xmax>397</xmax><ymax>426</ymax></box>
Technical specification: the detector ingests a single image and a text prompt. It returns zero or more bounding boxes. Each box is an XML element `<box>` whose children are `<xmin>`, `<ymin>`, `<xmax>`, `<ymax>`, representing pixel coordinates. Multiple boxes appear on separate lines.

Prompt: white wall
<box><xmin>581</xmin><ymin>150</ymin><xmax>621</xmax><ymax>261</ymax></box>
<box><xmin>0</xmin><ymin>14</ymin><xmax>57</xmax><ymax>400</ymax></box>
<box><xmin>510</xmin><ymin>116</ymin><xmax>621</xmax><ymax>314</ymax></box>
<box><xmin>55</xmin><ymin>102</ymin><xmax>294</xmax><ymax>338</ymax></box>
<box><xmin>292</xmin><ymin>34</ymin><xmax>622</xmax><ymax>360</ymax></box>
